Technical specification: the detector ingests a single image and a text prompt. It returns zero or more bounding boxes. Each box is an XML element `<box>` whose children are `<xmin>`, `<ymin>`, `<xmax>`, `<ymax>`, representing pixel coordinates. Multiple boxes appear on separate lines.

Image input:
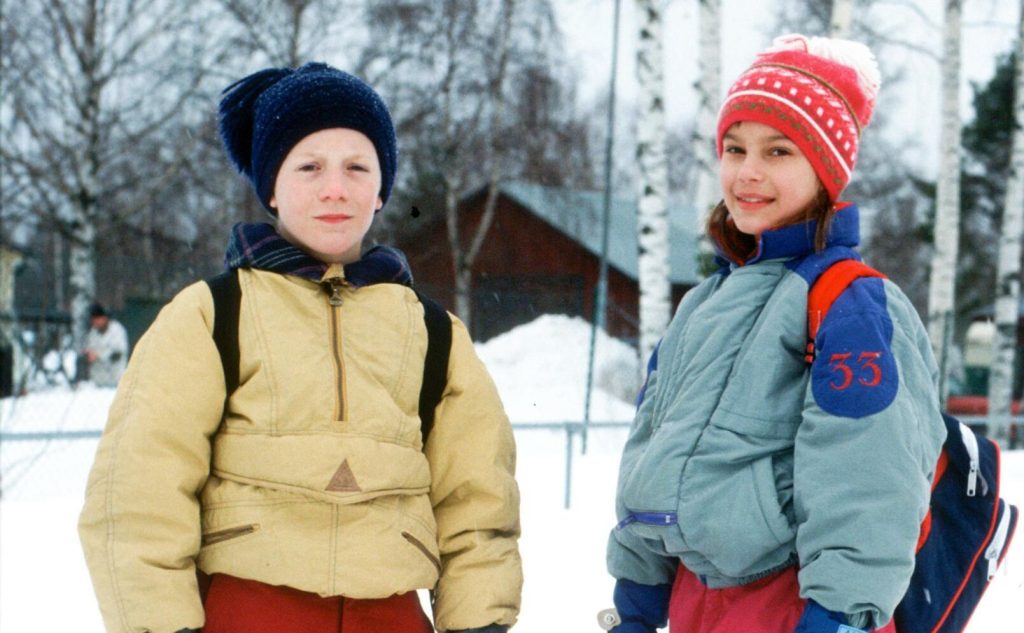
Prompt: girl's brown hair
<box><xmin>706</xmin><ymin>186</ymin><xmax>834</xmax><ymax>265</ymax></box>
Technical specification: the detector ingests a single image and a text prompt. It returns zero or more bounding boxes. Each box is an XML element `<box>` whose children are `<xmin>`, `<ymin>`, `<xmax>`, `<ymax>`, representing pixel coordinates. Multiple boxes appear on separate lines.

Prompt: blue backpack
<box><xmin>809</xmin><ymin>260</ymin><xmax>1019</xmax><ymax>633</ymax></box>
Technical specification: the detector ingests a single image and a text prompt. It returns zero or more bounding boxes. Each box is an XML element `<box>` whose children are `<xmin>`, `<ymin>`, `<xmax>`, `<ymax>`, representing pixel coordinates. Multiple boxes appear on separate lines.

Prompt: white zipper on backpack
<box><xmin>958</xmin><ymin>421</ymin><xmax>980</xmax><ymax>497</ymax></box>
<box><xmin>986</xmin><ymin>507</ymin><xmax>1012</xmax><ymax>580</ymax></box>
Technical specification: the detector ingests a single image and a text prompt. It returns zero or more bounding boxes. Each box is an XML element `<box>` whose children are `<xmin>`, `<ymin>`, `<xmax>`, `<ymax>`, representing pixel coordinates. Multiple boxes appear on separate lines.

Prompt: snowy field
<box><xmin>2</xmin><ymin>314</ymin><xmax>1021</xmax><ymax>632</ymax></box>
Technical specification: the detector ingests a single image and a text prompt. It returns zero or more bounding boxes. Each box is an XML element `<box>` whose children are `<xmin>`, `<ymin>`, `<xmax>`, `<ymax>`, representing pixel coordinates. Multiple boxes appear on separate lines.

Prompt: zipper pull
<box><xmin>325</xmin><ymin>278</ymin><xmax>344</xmax><ymax>306</ymax></box>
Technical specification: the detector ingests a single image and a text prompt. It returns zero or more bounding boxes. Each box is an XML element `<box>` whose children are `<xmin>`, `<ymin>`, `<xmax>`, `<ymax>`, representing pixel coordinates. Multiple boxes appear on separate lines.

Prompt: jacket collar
<box><xmin>714</xmin><ymin>203</ymin><xmax>860</xmax><ymax>269</ymax></box>
<box><xmin>223</xmin><ymin>222</ymin><xmax>413</xmax><ymax>287</ymax></box>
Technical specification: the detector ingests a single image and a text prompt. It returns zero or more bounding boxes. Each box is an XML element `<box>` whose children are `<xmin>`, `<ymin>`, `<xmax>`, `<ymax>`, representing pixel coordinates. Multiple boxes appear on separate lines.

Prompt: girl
<box><xmin>79</xmin><ymin>62</ymin><xmax>521</xmax><ymax>633</ymax></box>
<box><xmin>604</xmin><ymin>35</ymin><xmax>946</xmax><ymax>633</ymax></box>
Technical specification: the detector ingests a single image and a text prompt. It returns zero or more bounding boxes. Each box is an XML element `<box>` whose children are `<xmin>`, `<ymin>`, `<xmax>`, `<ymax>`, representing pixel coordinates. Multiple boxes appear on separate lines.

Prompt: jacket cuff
<box><xmin>794</xmin><ymin>600</ymin><xmax>868</xmax><ymax>633</ymax></box>
<box><xmin>612</xmin><ymin>578</ymin><xmax>672</xmax><ymax>629</ymax></box>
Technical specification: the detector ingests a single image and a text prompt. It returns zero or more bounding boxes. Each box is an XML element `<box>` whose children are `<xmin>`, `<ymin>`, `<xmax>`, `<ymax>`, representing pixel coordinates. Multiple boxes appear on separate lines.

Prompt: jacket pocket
<box><xmin>676</xmin><ymin>455</ymin><xmax>795</xmax><ymax>578</ymax></box>
<box><xmin>202</xmin><ymin>523</ymin><xmax>260</xmax><ymax>547</ymax></box>
<box><xmin>401</xmin><ymin>531</ymin><xmax>442</xmax><ymax>575</ymax></box>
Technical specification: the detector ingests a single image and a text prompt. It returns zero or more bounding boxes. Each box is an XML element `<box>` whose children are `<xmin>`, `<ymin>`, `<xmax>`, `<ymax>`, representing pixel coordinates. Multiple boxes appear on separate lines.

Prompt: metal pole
<box><xmin>564</xmin><ymin>424</ymin><xmax>575</xmax><ymax>509</ymax></box>
<box><xmin>583</xmin><ymin>0</ymin><xmax>622</xmax><ymax>454</ymax></box>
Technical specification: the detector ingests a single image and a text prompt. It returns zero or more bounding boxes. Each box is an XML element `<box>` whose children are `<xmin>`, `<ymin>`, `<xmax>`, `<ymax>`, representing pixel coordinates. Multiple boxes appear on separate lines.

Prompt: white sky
<box><xmin>555</xmin><ymin>0</ymin><xmax>1020</xmax><ymax>178</ymax></box>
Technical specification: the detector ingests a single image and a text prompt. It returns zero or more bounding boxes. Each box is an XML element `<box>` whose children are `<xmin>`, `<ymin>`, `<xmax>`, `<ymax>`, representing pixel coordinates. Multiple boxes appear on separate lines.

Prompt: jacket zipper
<box><xmin>986</xmin><ymin>506</ymin><xmax>1013</xmax><ymax>580</ymax></box>
<box><xmin>326</xmin><ymin>277</ymin><xmax>346</xmax><ymax>421</ymax></box>
<box><xmin>202</xmin><ymin>523</ymin><xmax>259</xmax><ymax>546</ymax></box>
<box><xmin>616</xmin><ymin>511</ymin><xmax>678</xmax><ymax>529</ymax></box>
<box><xmin>401</xmin><ymin>531</ymin><xmax>442</xmax><ymax>575</ymax></box>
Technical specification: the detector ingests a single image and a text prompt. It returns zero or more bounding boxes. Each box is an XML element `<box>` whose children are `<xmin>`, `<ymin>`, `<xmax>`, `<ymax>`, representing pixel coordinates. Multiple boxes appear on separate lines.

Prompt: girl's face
<box><xmin>719</xmin><ymin>121</ymin><xmax>822</xmax><ymax>237</ymax></box>
<box><xmin>271</xmin><ymin>128</ymin><xmax>383</xmax><ymax>264</ymax></box>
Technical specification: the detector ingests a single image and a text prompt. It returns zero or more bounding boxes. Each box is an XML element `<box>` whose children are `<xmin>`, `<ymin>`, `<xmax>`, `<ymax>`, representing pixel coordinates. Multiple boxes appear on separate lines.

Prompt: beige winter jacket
<box><xmin>79</xmin><ymin>266</ymin><xmax>522</xmax><ymax>633</ymax></box>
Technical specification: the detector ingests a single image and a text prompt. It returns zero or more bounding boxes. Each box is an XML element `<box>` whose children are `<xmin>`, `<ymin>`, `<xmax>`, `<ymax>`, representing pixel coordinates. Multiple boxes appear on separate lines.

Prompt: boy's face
<box><xmin>271</xmin><ymin>128</ymin><xmax>383</xmax><ymax>265</ymax></box>
<box><xmin>90</xmin><ymin>316</ymin><xmax>109</xmax><ymax>333</ymax></box>
<box><xmin>719</xmin><ymin>121</ymin><xmax>821</xmax><ymax>238</ymax></box>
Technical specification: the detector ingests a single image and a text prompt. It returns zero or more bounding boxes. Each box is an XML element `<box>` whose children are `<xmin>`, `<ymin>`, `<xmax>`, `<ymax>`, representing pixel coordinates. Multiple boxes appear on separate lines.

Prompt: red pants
<box><xmin>201</xmin><ymin>573</ymin><xmax>434</xmax><ymax>633</ymax></box>
<box><xmin>668</xmin><ymin>564</ymin><xmax>898</xmax><ymax>633</ymax></box>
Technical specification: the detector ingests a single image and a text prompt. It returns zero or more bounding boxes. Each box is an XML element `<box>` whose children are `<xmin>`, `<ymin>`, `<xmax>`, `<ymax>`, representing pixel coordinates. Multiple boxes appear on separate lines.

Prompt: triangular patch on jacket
<box><xmin>325</xmin><ymin>459</ymin><xmax>362</xmax><ymax>492</ymax></box>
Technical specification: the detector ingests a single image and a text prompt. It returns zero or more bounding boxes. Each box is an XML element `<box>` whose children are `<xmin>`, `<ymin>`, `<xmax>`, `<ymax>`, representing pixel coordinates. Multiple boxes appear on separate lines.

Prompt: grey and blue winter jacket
<box><xmin>606</xmin><ymin>205</ymin><xmax>946</xmax><ymax>626</ymax></box>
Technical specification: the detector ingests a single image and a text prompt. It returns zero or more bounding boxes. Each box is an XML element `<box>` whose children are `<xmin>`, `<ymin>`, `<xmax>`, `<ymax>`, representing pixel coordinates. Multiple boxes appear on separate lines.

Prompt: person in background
<box><xmin>603</xmin><ymin>34</ymin><xmax>945</xmax><ymax>633</ymax></box>
<box><xmin>82</xmin><ymin>302</ymin><xmax>128</xmax><ymax>387</ymax></box>
<box><xmin>79</xmin><ymin>62</ymin><xmax>521</xmax><ymax>633</ymax></box>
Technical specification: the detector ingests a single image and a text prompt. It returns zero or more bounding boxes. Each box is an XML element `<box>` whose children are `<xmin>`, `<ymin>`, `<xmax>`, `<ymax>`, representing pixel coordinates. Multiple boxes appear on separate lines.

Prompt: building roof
<box><xmin>499</xmin><ymin>180</ymin><xmax>700</xmax><ymax>285</ymax></box>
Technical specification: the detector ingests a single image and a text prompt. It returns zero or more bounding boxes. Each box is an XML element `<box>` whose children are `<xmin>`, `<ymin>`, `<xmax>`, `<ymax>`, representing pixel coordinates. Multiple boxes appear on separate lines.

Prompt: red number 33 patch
<box><xmin>828</xmin><ymin>351</ymin><xmax>883</xmax><ymax>390</ymax></box>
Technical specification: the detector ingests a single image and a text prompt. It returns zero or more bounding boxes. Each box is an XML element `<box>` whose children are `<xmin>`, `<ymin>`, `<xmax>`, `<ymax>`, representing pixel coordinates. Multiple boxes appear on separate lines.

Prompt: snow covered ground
<box><xmin>1</xmin><ymin>314</ymin><xmax>1021</xmax><ymax>631</ymax></box>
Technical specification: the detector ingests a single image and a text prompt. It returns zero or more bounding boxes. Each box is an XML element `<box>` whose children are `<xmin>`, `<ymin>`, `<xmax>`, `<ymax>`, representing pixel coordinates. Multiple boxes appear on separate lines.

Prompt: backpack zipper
<box><xmin>986</xmin><ymin>507</ymin><xmax>1013</xmax><ymax>580</ymax></box>
<box><xmin>958</xmin><ymin>421</ymin><xmax>980</xmax><ymax>497</ymax></box>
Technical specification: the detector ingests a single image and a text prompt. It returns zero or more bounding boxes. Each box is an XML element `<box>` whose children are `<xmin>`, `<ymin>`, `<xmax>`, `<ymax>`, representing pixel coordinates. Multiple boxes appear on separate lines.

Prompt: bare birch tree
<box><xmin>988</xmin><ymin>2</ymin><xmax>1024</xmax><ymax>444</ymax></box>
<box><xmin>829</xmin><ymin>0</ymin><xmax>854</xmax><ymax>38</ymax></box>
<box><xmin>635</xmin><ymin>0</ymin><xmax>671</xmax><ymax>368</ymax></box>
<box><xmin>356</xmin><ymin>0</ymin><xmax>589</xmax><ymax>330</ymax></box>
<box><xmin>217</xmin><ymin>0</ymin><xmax>355</xmax><ymax>68</ymax></box>
<box><xmin>442</xmin><ymin>0</ymin><xmax>517</xmax><ymax>323</ymax></box>
<box><xmin>927</xmin><ymin>0</ymin><xmax>964</xmax><ymax>405</ymax></box>
<box><xmin>692</xmin><ymin>0</ymin><xmax>721</xmax><ymax>276</ymax></box>
<box><xmin>1</xmin><ymin>0</ymin><xmax>209</xmax><ymax>351</ymax></box>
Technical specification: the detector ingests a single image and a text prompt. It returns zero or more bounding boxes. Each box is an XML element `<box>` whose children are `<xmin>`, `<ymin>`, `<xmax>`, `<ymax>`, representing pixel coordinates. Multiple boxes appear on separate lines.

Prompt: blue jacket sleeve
<box><xmin>611</xmin><ymin>578</ymin><xmax>672</xmax><ymax>633</ymax></box>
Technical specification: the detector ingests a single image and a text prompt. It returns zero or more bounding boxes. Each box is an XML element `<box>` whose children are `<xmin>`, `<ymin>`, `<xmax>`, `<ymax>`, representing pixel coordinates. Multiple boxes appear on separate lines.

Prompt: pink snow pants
<box><xmin>668</xmin><ymin>564</ymin><xmax>899</xmax><ymax>633</ymax></box>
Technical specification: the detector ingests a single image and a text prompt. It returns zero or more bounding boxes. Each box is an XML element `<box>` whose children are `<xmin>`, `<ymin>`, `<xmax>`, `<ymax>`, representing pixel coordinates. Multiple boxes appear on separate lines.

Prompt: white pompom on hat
<box><xmin>717</xmin><ymin>33</ymin><xmax>882</xmax><ymax>201</ymax></box>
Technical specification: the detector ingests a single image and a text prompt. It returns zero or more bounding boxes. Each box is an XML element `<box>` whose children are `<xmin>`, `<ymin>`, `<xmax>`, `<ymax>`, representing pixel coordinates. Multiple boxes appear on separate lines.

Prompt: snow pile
<box><xmin>477</xmin><ymin>314</ymin><xmax>639</xmax><ymax>423</ymax></box>
<box><xmin>1</xmin><ymin>384</ymin><xmax>114</xmax><ymax>432</ymax></box>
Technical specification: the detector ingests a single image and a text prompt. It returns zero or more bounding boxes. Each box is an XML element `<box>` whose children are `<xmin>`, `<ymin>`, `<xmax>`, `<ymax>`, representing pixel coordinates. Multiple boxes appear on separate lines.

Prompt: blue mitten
<box><xmin>610</xmin><ymin>578</ymin><xmax>672</xmax><ymax>633</ymax></box>
<box><xmin>794</xmin><ymin>600</ymin><xmax>868</xmax><ymax>633</ymax></box>
<box><xmin>451</xmin><ymin>626</ymin><xmax>506</xmax><ymax>633</ymax></box>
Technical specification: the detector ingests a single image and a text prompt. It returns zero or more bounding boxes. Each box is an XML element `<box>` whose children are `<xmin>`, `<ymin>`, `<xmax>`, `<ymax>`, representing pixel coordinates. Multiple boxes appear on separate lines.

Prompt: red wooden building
<box><xmin>401</xmin><ymin>181</ymin><xmax>700</xmax><ymax>342</ymax></box>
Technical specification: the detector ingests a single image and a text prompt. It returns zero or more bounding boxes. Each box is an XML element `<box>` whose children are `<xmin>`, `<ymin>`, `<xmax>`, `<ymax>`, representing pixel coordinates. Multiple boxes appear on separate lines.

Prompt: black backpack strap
<box><xmin>205</xmin><ymin>269</ymin><xmax>241</xmax><ymax>401</ymax></box>
<box><xmin>203</xmin><ymin>271</ymin><xmax>448</xmax><ymax>447</ymax></box>
<box><xmin>415</xmin><ymin>290</ymin><xmax>452</xmax><ymax>447</ymax></box>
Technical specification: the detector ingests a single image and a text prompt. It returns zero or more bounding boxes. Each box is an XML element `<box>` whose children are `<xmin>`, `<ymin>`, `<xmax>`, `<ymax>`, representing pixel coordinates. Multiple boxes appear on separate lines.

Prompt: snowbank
<box><xmin>477</xmin><ymin>313</ymin><xmax>639</xmax><ymax>423</ymax></box>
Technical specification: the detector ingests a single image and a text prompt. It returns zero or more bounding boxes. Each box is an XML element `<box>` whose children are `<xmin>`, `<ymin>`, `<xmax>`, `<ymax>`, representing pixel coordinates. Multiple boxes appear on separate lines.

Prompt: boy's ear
<box><xmin>375</xmin><ymin>196</ymin><xmax>383</xmax><ymax>212</ymax></box>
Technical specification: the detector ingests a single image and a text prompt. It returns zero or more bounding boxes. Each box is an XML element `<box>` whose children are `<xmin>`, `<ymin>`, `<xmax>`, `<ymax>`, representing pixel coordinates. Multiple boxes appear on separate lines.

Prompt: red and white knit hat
<box><xmin>716</xmin><ymin>34</ymin><xmax>881</xmax><ymax>201</ymax></box>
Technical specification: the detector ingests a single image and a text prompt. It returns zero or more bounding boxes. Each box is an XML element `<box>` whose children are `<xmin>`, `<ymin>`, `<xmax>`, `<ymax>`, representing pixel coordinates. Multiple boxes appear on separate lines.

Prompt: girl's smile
<box><xmin>719</xmin><ymin>121</ymin><xmax>822</xmax><ymax>237</ymax></box>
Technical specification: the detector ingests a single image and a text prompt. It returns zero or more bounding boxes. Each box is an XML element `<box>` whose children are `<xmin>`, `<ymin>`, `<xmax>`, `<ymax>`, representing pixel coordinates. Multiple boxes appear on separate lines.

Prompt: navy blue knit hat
<box><xmin>218</xmin><ymin>62</ymin><xmax>398</xmax><ymax>213</ymax></box>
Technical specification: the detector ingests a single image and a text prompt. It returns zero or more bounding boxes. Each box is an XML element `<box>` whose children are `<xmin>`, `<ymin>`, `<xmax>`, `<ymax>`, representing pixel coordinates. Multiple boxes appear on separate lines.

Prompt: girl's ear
<box><xmin>269</xmin><ymin>196</ymin><xmax>277</xmax><ymax>209</ymax></box>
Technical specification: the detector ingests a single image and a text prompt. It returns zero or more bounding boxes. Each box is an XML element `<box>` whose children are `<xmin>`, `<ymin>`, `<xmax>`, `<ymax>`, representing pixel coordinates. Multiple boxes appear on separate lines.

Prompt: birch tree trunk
<box><xmin>988</xmin><ymin>1</ymin><xmax>1024</xmax><ymax>445</ymax></box>
<box><xmin>635</xmin><ymin>0</ymin><xmax>671</xmax><ymax>370</ymax></box>
<box><xmin>443</xmin><ymin>0</ymin><xmax>516</xmax><ymax>327</ymax></box>
<box><xmin>829</xmin><ymin>0</ymin><xmax>854</xmax><ymax>38</ymax></box>
<box><xmin>68</xmin><ymin>2</ymin><xmax>104</xmax><ymax>356</ymax></box>
<box><xmin>926</xmin><ymin>0</ymin><xmax>963</xmax><ymax>406</ymax></box>
<box><xmin>693</xmin><ymin>0</ymin><xmax>721</xmax><ymax>275</ymax></box>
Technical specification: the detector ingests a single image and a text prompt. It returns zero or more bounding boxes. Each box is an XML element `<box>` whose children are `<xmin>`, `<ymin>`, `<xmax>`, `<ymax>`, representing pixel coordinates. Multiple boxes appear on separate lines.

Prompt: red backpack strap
<box><xmin>805</xmin><ymin>259</ymin><xmax>886</xmax><ymax>363</ymax></box>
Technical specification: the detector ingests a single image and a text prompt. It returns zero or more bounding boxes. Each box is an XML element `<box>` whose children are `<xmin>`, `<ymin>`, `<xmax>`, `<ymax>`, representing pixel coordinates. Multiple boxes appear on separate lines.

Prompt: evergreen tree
<box><xmin>958</xmin><ymin>52</ymin><xmax>1016</xmax><ymax>322</ymax></box>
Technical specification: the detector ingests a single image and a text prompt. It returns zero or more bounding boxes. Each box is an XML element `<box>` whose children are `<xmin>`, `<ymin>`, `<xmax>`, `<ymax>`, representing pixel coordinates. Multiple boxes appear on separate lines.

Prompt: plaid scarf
<box><xmin>223</xmin><ymin>222</ymin><xmax>413</xmax><ymax>288</ymax></box>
